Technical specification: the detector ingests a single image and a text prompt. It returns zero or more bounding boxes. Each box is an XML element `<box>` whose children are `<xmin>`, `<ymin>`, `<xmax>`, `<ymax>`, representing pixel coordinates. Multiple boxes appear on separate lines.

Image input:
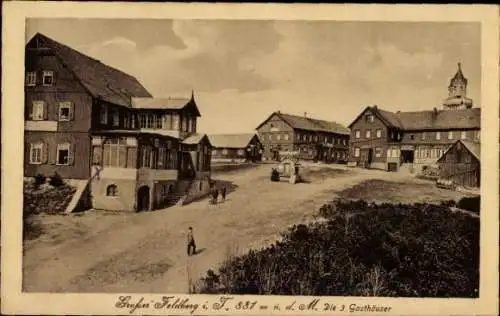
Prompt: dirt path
<box><xmin>23</xmin><ymin>164</ymin><xmax>412</xmax><ymax>293</ymax></box>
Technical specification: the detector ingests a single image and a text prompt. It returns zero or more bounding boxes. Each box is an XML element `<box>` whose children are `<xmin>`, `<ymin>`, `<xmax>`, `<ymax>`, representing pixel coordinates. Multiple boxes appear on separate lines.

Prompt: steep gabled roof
<box><xmin>438</xmin><ymin>139</ymin><xmax>480</xmax><ymax>163</ymax></box>
<box><xmin>27</xmin><ymin>33</ymin><xmax>152</xmax><ymax>107</ymax></box>
<box><xmin>208</xmin><ymin>133</ymin><xmax>258</xmax><ymax>149</ymax></box>
<box><xmin>182</xmin><ymin>133</ymin><xmax>211</xmax><ymax>146</ymax></box>
<box><xmin>349</xmin><ymin>105</ymin><xmax>481</xmax><ymax>131</ymax></box>
<box><xmin>256</xmin><ymin>111</ymin><xmax>350</xmax><ymax>135</ymax></box>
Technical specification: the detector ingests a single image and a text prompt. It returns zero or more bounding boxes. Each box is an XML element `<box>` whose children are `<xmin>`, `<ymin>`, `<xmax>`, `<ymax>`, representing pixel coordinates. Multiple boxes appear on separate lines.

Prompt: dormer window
<box><xmin>365</xmin><ymin>114</ymin><xmax>374</xmax><ymax>123</ymax></box>
<box><xmin>26</xmin><ymin>72</ymin><xmax>36</xmax><ymax>86</ymax></box>
<box><xmin>42</xmin><ymin>71</ymin><xmax>54</xmax><ymax>86</ymax></box>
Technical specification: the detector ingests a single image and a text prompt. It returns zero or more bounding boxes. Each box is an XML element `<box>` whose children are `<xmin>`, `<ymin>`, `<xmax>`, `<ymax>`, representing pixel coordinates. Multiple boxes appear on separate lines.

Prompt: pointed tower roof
<box><xmin>449</xmin><ymin>62</ymin><xmax>468</xmax><ymax>86</ymax></box>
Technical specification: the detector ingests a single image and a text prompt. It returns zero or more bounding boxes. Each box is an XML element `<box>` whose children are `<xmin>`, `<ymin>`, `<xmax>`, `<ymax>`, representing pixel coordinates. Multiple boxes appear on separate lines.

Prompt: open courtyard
<box><xmin>23</xmin><ymin>163</ymin><xmax>474</xmax><ymax>293</ymax></box>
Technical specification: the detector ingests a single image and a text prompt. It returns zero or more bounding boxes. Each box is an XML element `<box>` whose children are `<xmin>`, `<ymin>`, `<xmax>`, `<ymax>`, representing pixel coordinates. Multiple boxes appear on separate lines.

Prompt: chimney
<box><xmin>433</xmin><ymin>107</ymin><xmax>438</xmax><ymax>115</ymax></box>
<box><xmin>373</xmin><ymin>105</ymin><xmax>378</xmax><ymax>110</ymax></box>
<box><xmin>304</xmin><ymin>112</ymin><xmax>307</xmax><ymax>117</ymax></box>
<box><xmin>396</xmin><ymin>110</ymin><xmax>401</xmax><ymax>114</ymax></box>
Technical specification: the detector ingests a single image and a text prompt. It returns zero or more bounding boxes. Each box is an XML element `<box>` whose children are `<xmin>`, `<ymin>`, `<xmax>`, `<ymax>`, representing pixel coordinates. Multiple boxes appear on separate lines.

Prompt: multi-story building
<box><xmin>208</xmin><ymin>133</ymin><xmax>263</xmax><ymax>163</ymax></box>
<box><xmin>255</xmin><ymin>111</ymin><xmax>350</xmax><ymax>162</ymax></box>
<box><xmin>24</xmin><ymin>33</ymin><xmax>212</xmax><ymax>212</ymax></box>
<box><xmin>347</xmin><ymin>63</ymin><xmax>481</xmax><ymax>173</ymax></box>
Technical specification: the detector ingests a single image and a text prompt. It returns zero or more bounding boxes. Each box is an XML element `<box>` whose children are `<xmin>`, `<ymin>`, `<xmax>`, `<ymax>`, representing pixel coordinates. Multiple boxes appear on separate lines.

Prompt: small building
<box><xmin>208</xmin><ymin>133</ymin><xmax>263</xmax><ymax>163</ymax></box>
<box><xmin>437</xmin><ymin>139</ymin><xmax>480</xmax><ymax>188</ymax></box>
<box><xmin>255</xmin><ymin>111</ymin><xmax>350</xmax><ymax>162</ymax></box>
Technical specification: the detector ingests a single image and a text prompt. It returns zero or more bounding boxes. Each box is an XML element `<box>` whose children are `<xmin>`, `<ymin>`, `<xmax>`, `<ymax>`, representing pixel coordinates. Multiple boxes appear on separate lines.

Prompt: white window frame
<box><xmin>32</xmin><ymin>101</ymin><xmax>45</xmax><ymax>121</ymax></box>
<box><xmin>212</xmin><ymin>150</ymin><xmax>218</xmax><ymax>155</ymax></box>
<box><xmin>366</xmin><ymin>130</ymin><xmax>371</xmax><ymax>138</ymax></box>
<box><xmin>436</xmin><ymin>131</ymin><xmax>441</xmax><ymax>140</ymax></box>
<box><xmin>42</xmin><ymin>71</ymin><xmax>54</xmax><ymax>86</ymax></box>
<box><xmin>26</xmin><ymin>72</ymin><xmax>36</xmax><ymax>86</ymax></box>
<box><xmin>355</xmin><ymin>130</ymin><xmax>361</xmax><ymax>139</ymax></box>
<box><xmin>237</xmin><ymin>149</ymin><xmax>245</xmax><ymax>156</ymax></box>
<box><xmin>58</xmin><ymin>102</ymin><xmax>72</xmax><ymax>121</ymax></box>
<box><xmin>376</xmin><ymin>129</ymin><xmax>382</xmax><ymax>138</ymax></box>
<box><xmin>448</xmin><ymin>131</ymin><xmax>453</xmax><ymax>140</ymax></box>
<box><xmin>354</xmin><ymin>147</ymin><xmax>360</xmax><ymax>157</ymax></box>
<box><xmin>56</xmin><ymin>143</ymin><xmax>71</xmax><ymax>166</ymax></box>
<box><xmin>29</xmin><ymin>142</ymin><xmax>44</xmax><ymax>164</ymax></box>
<box><xmin>284</xmin><ymin>134</ymin><xmax>289</xmax><ymax>141</ymax></box>
<box><xmin>277</xmin><ymin>134</ymin><xmax>281</xmax><ymax>141</ymax></box>
<box><xmin>375</xmin><ymin>147</ymin><xmax>382</xmax><ymax>157</ymax></box>
<box><xmin>421</xmin><ymin>132</ymin><xmax>426</xmax><ymax>140</ymax></box>
<box><xmin>461</xmin><ymin>131</ymin><xmax>466</xmax><ymax>140</ymax></box>
<box><xmin>222</xmin><ymin>149</ymin><xmax>228</xmax><ymax>156</ymax></box>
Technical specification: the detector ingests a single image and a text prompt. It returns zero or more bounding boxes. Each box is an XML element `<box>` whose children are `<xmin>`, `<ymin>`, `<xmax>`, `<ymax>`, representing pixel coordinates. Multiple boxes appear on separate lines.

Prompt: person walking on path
<box><xmin>221</xmin><ymin>186</ymin><xmax>227</xmax><ymax>202</ymax></box>
<box><xmin>187</xmin><ymin>227</ymin><xmax>196</xmax><ymax>256</ymax></box>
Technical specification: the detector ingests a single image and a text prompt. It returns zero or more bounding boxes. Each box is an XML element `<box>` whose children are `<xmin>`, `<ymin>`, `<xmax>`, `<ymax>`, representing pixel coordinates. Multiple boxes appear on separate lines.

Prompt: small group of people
<box><xmin>209</xmin><ymin>185</ymin><xmax>227</xmax><ymax>205</ymax></box>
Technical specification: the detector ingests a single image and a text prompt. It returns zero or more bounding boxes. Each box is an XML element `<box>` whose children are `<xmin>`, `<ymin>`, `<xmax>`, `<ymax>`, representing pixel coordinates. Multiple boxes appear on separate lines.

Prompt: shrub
<box><xmin>199</xmin><ymin>200</ymin><xmax>479</xmax><ymax>297</ymax></box>
<box><xmin>49</xmin><ymin>172</ymin><xmax>64</xmax><ymax>187</ymax></box>
<box><xmin>457</xmin><ymin>196</ymin><xmax>480</xmax><ymax>215</ymax></box>
<box><xmin>33</xmin><ymin>173</ymin><xmax>46</xmax><ymax>189</ymax></box>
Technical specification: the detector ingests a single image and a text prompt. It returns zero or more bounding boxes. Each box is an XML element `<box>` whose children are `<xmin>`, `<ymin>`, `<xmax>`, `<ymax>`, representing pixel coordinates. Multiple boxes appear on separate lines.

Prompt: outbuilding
<box><xmin>437</xmin><ymin>139</ymin><xmax>480</xmax><ymax>188</ymax></box>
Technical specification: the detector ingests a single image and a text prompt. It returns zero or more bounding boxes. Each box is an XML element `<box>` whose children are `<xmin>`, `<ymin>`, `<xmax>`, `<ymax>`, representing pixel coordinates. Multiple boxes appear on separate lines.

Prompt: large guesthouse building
<box><xmin>24</xmin><ymin>33</ymin><xmax>212</xmax><ymax>212</ymax></box>
<box><xmin>256</xmin><ymin>111</ymin><xmax>350</xmax><ymax>162</ymax></box>
<box><xmin>347</xmin><ymin>63</ymin><xmax>481</xmax><ymax>173</ymax></box>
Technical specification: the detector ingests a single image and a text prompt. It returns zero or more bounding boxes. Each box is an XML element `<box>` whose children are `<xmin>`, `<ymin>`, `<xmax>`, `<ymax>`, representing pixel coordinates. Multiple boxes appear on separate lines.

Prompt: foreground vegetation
<box><xmin>198</xmin><ymin>199</ymin><xmax>479</xmax><ymax>297</ymax></box>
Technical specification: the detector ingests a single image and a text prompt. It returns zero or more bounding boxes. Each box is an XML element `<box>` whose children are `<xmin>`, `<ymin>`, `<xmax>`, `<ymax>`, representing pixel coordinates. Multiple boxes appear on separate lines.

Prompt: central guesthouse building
<box><xmin>347</xmin><ymin>63</ymin><xmax>481</xmax><ymax>173</ymax></box>
<box><xmin>24</xmin><ymin>33</ymin><xmax>212</xmax><ymax>212</ymax></box>
<box><xmin>208</xmin><ymin>133</ymin><xmax>263</xmax><ymax>163</ymax></box>
<box><xmin>255</xmin><ymin>111</ymin><xmax>350</xmax><ymax>162</ymax></box>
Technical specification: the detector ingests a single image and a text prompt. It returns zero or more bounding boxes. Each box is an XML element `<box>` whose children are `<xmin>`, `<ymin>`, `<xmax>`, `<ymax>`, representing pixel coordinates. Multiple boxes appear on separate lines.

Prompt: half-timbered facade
<box><xmin>24</xmin><ymin>33</ymin><xmax>212</xmax><ymax>212</ymax></box>
<box><xmin>255</xmin><ymin>111</ymin><xmax>350</xmax><ymax>162</ymax></box>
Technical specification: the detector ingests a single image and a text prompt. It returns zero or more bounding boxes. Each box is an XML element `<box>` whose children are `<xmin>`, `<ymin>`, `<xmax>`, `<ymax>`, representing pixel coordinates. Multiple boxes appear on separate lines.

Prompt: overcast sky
<box><xmin>26</xmin><ymin>19</ymin><xmax>481</xmax><ymax>134</ymax></box>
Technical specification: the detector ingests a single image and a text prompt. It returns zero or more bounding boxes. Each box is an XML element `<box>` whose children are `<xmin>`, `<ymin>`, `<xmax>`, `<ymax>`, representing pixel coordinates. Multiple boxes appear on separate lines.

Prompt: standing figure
<box><xmin>221</xmin><ymin>186</ymin><xmax>227</xmax><ymax>202</ymax></box>
<box><xmin>187</xmin><ymin>227</ymin><xmax>196</xmax><ymax>256</ymax></box>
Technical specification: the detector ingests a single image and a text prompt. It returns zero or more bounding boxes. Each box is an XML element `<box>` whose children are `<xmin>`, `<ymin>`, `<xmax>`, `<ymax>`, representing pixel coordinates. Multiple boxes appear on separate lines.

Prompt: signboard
<box><xmin>401</xmin><ymin>145</ymin><xmax>415</xmax><ymax>151</ymax></box>
<box><xmin>279</xmin><ymin>151</ymin><xmax>299</xmax><ymax>156</ymax></box>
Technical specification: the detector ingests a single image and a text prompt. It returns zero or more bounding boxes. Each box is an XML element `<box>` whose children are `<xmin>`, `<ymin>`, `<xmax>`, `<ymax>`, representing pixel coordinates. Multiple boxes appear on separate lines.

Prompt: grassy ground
<box><xmin>334</xmin><ymin>179</ymin><xmax>476</xmax><ymax>204</ymax></box>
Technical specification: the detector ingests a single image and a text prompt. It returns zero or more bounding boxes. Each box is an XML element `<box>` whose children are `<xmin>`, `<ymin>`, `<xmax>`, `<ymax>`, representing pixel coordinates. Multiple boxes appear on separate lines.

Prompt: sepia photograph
<box><xmin>2</xmin><ymin>2</ymin><xmax>499</xmax><ymax>315</ymax></box>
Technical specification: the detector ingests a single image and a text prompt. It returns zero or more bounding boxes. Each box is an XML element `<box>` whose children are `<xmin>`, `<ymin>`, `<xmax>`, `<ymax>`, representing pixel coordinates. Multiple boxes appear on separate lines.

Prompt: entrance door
<box><xmin>367</xmin><ymin>149</ymin><xmax>373</xmax><ymax>165</ymax></box>
<box><xmin>401</xmin><ymin>150</ymin><xmax>415</xmax><ymax>163</ymax></box>
<box><xmin>137</xmin><ymin>186</ymin><xmax>150</xmax><ymax>211</ymax></box>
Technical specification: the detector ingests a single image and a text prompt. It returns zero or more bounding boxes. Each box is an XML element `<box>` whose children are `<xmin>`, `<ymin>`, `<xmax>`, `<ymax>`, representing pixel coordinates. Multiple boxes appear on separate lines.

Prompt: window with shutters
<box><xmin>30</xmin><ymin>142</ymin><xmax>44</xmax><ymax>164</ymax></box>
<box><xmin>42</xmin><ymin>71</ymin><xmax>54</xmax><ymax>86</ymax></box>
<box><xmin>58</xmin><ymin>102</ymin><xmax>73</xmax><ymax>121</ymax></box>
<box><xmin>32</xmin><ymin>101</ymin><xmax>45</xmax><ymax>121</ymax></box>
<box><xmin>56</xmin><ymin>143</ymin><xmax>73</xmax><ymax>165</ymax></box>
<box><xmin>26</xmin><ymin>72</ymin><xmax>36</xmax><ymax>86</ymax></box>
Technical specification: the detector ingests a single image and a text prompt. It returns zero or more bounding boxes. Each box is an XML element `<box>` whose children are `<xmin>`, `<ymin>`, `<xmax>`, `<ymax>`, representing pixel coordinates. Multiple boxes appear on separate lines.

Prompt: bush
<box><xmin>457</xmin><ymin>196</ymin><xmax>480</xmax><ymax>215</ymax></box>
<box><xmin>199</xmin><ymin>200</ymin><xmax>479</xmax><ymax>297</ymax></box>
<box><xmin>270</xmin><ymin>169</ymin><xmax>280</xmax><ymax>182</ymax></box>
<box><xmin>49</xmin><ymin>172</ymin><xmax>64</xmax><ymax>187</ymax></box>
<box><xmin>33</xmin><ymin>173</ymin><xmax>46</xmax><ymax>189</ymax></box>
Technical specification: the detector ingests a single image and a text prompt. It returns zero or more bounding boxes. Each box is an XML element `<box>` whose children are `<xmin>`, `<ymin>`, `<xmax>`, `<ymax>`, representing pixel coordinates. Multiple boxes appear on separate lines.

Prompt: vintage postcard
<box><xmin>2</xmin><ymin>2</ymin><xmax>499</xmax><ymax>315</ymax></box>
